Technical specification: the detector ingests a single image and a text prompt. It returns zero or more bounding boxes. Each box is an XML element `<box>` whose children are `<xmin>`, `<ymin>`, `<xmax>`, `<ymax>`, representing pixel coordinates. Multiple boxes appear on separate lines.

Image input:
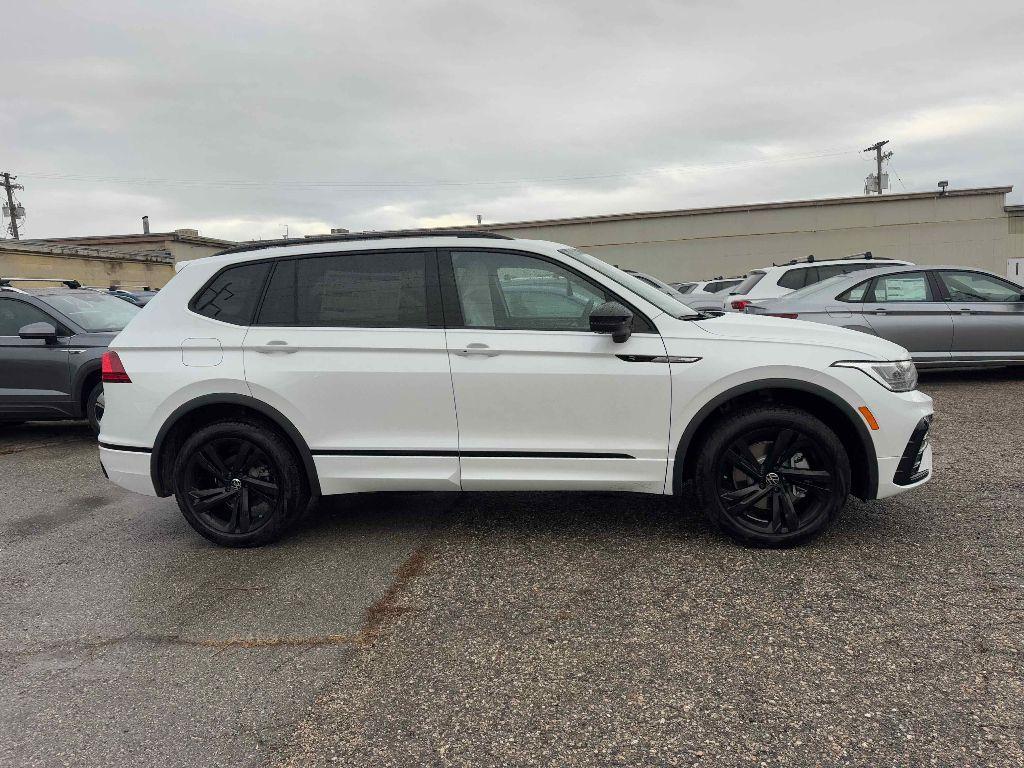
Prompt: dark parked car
<box><xmin>0</xmin><ymin>278</ymin><xmax>140</xmax><ymax>432</ymax></box>
<box><xmin>107</xmin><ymin>287</ymin><xmax>158</xmax><ymax>306</ymax></box>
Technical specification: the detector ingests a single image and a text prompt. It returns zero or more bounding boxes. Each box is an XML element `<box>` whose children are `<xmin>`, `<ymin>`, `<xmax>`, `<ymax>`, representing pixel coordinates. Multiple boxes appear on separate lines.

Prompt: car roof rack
<box><xmin>0</xmin><ymin>277</ymin><xmax>82</xmax><ymax>289</ymax></box>
<box><xmin>218</xmin><ymin>229</ymin><xmax>513</xmax><ymax>256</ymax></box>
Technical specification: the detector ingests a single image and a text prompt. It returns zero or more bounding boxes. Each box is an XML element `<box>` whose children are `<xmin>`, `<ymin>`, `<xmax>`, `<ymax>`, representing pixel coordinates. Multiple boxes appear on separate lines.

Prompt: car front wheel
<box><xmin>693</xmin><ymin>405</ymin><xmax>851</xmax><ymax>547</ymax></box>
<box><xmin>86</xmin><ymin>383</ymin><xmax>104</xmax><ymax>435</ymax></box>
<box><xmin>171</xmin><ymin>420</ymin><xmax>308</xmax><ymax>547</ymax></box>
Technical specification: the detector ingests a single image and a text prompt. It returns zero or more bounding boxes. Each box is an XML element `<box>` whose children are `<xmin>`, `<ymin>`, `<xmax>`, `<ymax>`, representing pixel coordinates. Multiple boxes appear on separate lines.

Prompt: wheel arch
<box><xmin>150</xmin><ymin>394</ymin><xmax>321</xmax><ymax>498</ymax></box>
<box><xmin>73</xmin><ymin>359</ymin><xmax>102</xmax><ymax>417</ymax></box>
<box><xmin>673</xmin><ymin>379</ymin><xmax>878</xmax><ymax>501</ymax></box>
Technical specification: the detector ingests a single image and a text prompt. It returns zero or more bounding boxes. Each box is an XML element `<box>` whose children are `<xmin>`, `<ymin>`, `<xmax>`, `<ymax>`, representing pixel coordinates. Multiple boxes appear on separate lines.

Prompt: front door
<box><xmin>862</xmin><ymin>271</ymin><xmax>953</xmax><ymax>365</ymax></box>
<box><xmin>243</xmin><ymin>249</ymin><xmax>460</xmax><ymax>494</ymax></box>
<box><xmin>0</xmin><ymin>297</ymin><xmax>73</xmax><ymax>419</ymax></box>
<box><xmin>935</xmin><ymin>269</ymin><xmax>1024</xmax><ymax>362</ymax></box>
<box><xmin>441</xmin><ymin>248</ymin><xmax>672</xmax><ymax>493</ymax></box>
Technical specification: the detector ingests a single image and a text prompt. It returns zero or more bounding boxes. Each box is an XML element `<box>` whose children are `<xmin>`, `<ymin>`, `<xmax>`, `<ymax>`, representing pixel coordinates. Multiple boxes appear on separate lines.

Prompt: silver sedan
<box><xmin>744</xmin><ymin>264</ymin><xmax>1024</xmax><ymax>369</ymax></box>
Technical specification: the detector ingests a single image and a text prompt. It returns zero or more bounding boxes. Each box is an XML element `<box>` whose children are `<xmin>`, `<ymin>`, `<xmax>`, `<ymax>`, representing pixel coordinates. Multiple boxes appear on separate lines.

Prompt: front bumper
<box><xmin>99</xmin><ymin>446</ymin><xmax>157</xmax><ymax>496</ymax></box>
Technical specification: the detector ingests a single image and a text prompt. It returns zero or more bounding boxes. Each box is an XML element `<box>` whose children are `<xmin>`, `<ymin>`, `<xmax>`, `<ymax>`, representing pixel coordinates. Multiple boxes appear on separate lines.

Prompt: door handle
<box><xmin>454</xmin><ymin>343</ymin><xmax>499</xmax><ymax>357</ymax></box>
<box><xmin>871</xmin><ymin>308</ymin><xmax>887</xmax><ymax>315</ymax></box>
<box><xmin>958</xmin><ymin>308</ymin><xmax>973</xmax><ymax>315</ymax></box>
<box><xmin>255</xmin><ymin>340</ymin><xmax>298</xmax><ymax>354</ymax></box>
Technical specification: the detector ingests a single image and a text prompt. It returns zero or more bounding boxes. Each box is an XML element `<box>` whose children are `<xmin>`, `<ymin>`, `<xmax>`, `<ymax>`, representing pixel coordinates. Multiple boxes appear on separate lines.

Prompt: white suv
<box><xmin>726</xmin><ymin>254</ymin><xmax>913</xmax><ymax>311</ymax></box>
<box><xmin>98</xmin><ymin>233</ymin><xmax>933</xmax><ymax>548</ymax></box>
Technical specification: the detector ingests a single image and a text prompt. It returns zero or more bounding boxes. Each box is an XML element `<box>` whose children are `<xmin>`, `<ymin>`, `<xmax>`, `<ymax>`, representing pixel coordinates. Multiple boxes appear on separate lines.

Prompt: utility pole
<box><xmin>862</xmin><ymin>140</ymin><xmax>892</xmax><ymax>195</ymax></box>
<box><xmin>2</xmin><ymin>172</ymin><xmax>23</xmax><ymax>239</ymax></box>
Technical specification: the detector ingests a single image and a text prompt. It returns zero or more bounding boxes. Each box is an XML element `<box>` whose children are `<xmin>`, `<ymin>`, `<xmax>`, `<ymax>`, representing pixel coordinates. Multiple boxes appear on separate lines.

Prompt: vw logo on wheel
<box><xmin>765</xmin><ymin>472</ymin><xmax>781</xmax><ymax>487</ymax></box>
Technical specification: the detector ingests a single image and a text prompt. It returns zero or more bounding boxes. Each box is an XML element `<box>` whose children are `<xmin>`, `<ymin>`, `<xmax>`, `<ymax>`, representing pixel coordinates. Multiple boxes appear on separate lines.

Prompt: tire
<box><xmin>693</xmin><ymin>405</ymin><xmax>850</xmax><ymax>548</ymax></box>
<box><xmin>171</xmin><ymin>419</ymin><xmax>309</xmax><ymax>547</ymax></box>
<box><xmin>86</xmin><ymin>383</ymin><xmax>104</xmax><ymax>435</ymax></box>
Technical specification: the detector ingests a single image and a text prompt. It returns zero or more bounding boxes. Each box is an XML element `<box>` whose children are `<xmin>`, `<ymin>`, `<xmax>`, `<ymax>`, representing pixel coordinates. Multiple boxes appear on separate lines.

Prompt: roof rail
<box><xmin>0</xmin><ymin>277</ymin><xmax>82</xmax><ymax>289</ymax></box>
<box><xmin>217</xmin><ymin>229</ymin><xmax>513</xmax><ymax>256</ymax></box>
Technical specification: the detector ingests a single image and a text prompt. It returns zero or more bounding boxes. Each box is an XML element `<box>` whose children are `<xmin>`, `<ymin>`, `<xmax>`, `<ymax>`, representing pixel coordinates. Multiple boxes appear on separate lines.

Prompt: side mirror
<box><xmin>589</xmin><ymin>301</ymin><xmax>634</xmax><ymax>343</ymax></box>
<box><xmin>19</xmin><ymin>322</ymin><xmax>59</xmax><ymax>344</ymax></box>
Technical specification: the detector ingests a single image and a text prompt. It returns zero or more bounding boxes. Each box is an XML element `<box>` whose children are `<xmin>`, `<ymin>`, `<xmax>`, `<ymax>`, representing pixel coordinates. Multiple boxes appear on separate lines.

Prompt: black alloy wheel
<box><xmin>695</xmin><ymin>406</ymin><xmax>850</xmax><ymax>547</ymax></box>
<box><xmin>86</xmin><ymin>383</ymin><xmax>104</xmax><ymax>435</ymax></box>
<box><xmin>172</xmin><ymin>420</ymin><xmax>307</xmax><ymax>546</ymax></box>
<box><xmin>182</xmin><ymin>437</ymin><xmax>279</xmax><ymax>536</ymax></box>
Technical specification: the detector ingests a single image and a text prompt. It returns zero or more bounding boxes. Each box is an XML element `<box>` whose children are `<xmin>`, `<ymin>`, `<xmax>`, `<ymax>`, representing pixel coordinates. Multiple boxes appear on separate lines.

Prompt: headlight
<box><xmin>832</xmin><ymin>359</ymin><xmax>918</xmax><ymax>392</ymax></box>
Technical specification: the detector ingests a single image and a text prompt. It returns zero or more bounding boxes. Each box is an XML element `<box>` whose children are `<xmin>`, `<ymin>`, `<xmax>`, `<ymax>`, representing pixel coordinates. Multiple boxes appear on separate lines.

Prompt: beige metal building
<box><xmin>0</xmin><ymin>229</ymin><xmax>235</xmax><ymax>289</ymax></box>
<box><xmin>467</xmin><ymin>186</ymin><xmax>1022</xmax><ymax>283</ymax></box>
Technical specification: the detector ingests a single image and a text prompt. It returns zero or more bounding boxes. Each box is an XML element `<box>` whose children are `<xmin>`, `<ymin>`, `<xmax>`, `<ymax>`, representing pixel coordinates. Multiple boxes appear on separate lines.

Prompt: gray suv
<box><xmin>0</xmin><ymin>279</ymin><xmax>140</xmax><ymax>432</ymax></box>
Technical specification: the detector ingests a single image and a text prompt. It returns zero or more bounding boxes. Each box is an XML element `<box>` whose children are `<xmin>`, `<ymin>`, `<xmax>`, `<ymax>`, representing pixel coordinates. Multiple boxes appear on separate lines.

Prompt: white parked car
<box><xmin>99</xmin><ymin>233</ymin><xmax>933</xmax><ymax>548</ymax></box>
<box><xmin>726</xmin><ymin>254</ymin><xmax>913</xmax><ymax>311</ymax></box>
<box><xmin>672</xmin><ymin>278</ymin><xmax>744</xmax><ymax>295</ymax></box>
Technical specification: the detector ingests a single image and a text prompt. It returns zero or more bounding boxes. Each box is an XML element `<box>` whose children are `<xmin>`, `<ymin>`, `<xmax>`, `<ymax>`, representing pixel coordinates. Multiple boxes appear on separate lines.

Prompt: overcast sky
<box><xmin>5</xmin><ymin>0</ymin><xmax>1023</xmax><ymax>241</ymax></box>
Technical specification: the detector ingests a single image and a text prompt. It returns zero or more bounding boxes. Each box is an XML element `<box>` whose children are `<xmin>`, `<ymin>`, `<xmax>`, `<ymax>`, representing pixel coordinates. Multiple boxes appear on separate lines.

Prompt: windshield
<box><xmin>559</xmin><ymin>248</ymin><xmax>698</xmax><ymax>318</ymax></box>
<box><xmin>39</xmin><ymin>291</ymin><xmax>141</xmax><ymax>332</ymax></box>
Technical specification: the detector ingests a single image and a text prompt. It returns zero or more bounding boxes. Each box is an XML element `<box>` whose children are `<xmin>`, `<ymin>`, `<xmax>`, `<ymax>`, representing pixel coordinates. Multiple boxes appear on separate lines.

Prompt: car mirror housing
<box><xmin>589</xmin><ymin>301</ymin><xmax>634</xmax><ymax>343</ymax></box>
<box><xmin>18</xmin><ymin>322</ymin><xmax>59</xmax><ymax>344</ymax></box>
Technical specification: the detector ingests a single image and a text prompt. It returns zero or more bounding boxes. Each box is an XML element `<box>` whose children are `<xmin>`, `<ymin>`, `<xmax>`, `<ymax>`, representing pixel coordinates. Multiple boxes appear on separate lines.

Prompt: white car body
<box><xmin>99</xmin><ymin>235</ymin><xmax>932</xmax><ymax>544</ymax></box>
<box><xmin>726</xmin><ymin>258</ymin><xmax>914</xmax><ymax>311</ymax></box>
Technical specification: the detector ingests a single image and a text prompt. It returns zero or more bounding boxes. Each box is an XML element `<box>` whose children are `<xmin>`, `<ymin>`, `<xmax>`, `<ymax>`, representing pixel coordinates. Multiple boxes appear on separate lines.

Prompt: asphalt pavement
<box><xmin>2</xmin><ymin>369</ymin><xmax>1022</xmax><ymax>767</ymax></box>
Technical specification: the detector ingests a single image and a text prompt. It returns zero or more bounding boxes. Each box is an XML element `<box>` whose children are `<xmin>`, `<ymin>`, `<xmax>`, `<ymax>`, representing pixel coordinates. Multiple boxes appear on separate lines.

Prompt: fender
<box><xmin>671</xmin><ymin>378</ymin><xmax>878</xmax><ymax>501</ymax></box>
<box><xmin>150</xmin><ymin>393</ymin><xmax>321</xmax><ymax>497</ymax></box>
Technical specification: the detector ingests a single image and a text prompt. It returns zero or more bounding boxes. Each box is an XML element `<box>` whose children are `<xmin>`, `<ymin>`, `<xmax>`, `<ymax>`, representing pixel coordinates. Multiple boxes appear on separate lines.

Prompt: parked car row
<box><xmin>742</xmin><ymin>264</ymin><xmax>1024</xmax><ymax>369</ymax></box>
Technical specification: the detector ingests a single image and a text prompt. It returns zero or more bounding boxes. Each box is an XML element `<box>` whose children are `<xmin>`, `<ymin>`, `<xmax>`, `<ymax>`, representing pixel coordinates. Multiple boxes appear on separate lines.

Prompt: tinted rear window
<box><xmin>257</xmin><ymin>251</ymin><xmax>428</xmax><ymax>328</ymax></box>
<box><xmin>731</xmin><ymin>272</ymin><xmax>766</xmax><ymax>294</ymax></box>
<box><xmin>192</xmin><ymin>262</ymin><xmax>271</xmax><ymax>325</ymax></box>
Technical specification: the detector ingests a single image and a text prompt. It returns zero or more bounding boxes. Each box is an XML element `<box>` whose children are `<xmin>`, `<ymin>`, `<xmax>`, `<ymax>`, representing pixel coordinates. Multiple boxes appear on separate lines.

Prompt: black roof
<box><xmin>218</xmin><ymin>229</ymin><xmax>512</xmax><ymax>256</ymax></box>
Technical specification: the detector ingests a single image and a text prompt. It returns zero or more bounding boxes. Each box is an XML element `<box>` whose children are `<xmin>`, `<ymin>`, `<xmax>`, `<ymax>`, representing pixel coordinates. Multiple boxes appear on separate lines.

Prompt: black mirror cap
<box><xmin>589</xmin><ymin>301</ymin><xmax>634</xmax><ymax>343</ymax></box>
<box><xmin>19</xmin><ymin>322</ymin><xmax>59</xmax><ymax>343</ymax></box>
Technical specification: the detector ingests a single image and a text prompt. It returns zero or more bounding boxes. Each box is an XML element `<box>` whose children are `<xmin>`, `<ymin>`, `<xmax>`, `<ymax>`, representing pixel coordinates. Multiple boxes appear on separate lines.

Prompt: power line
<box><xmin>16</xmin><ymin>147</ymin><xmax>859</xmax><ymax>192</ymax></box>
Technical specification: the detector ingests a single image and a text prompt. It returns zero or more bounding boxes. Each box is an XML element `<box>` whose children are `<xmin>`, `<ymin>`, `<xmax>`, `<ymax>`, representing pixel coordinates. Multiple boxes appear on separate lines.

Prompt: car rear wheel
<box><xmin>172</xmin><ymin>420</ymin><xmax>308</xmax><ymax>547</ymax></box>
<box><xmin>86</xmin><ymin>383</ymin><xmax>104</xmax><ymax>434</ymax></box>
<box><xmin>693</xmin><ymin>405</ymin><xmax>850</xmax><ymax>547</ymax></box>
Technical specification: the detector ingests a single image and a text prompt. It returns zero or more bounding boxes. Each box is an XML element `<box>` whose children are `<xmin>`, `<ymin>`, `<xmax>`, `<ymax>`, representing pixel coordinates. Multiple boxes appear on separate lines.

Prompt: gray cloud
<box><xmin>6</xmin><ymin>0</ymin><xmax>1023</xmax><ymax>240</ymax></box>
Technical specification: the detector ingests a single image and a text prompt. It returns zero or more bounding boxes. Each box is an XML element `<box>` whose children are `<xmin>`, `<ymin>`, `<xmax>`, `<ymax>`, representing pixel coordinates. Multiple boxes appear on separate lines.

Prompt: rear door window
<box><xmin>868</xmin><ymin>273</ymin><xmax>933</xmax><ymax>302</ymax></box>
<box><xmin>257</xmin><ymin>251</ymin><xmax>429</xmax><ymax>328</ymax></box>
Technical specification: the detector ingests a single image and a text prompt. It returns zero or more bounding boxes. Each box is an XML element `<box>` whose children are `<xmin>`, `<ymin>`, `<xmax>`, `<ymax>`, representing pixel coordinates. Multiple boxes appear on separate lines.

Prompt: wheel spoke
<box><xmin>725</xmin><ymin>446</ymin><xmax>763</xmax><ymax>481</ymax></box>
<box><xmin>192</xmin><ymin>487</ymin><xmax>237</xmax><ymax>514</ymax></box>
<box><xmin>723</xmin><ymin>485</ymin><xmax>771</xmax><ymax>514</ymax></box>
<box><xmin>779</xmin><ymin>489</ymin><xmax>800</xmax><ymax>531</ymax></box>
<box><xmin>244</xmin><ymin>477</ymin><xmax>278</xmax><ymax>493</ymax></box>
<box><xmin>197</xmin><ymin>446</ymin><xmax>228</xmax><ymax>478</ymax></box>
<box><xmin>232</xmin><ymin>442</ymin><xmax>254</xmax><ymax>474</ymax></box>
<box><xmin>766</xmin><ymin>429</ymin><xmax>797</xmax><ymax>470</ymax></box>
<box><xmin>777</xmin><ymin>467</ymin><xmax>833</xmax><ymax>493</ymax></box>
<box><xmin>237</xmin><ymin>486</ymin><xmax>251</xmax><ymax>532</ymax></box>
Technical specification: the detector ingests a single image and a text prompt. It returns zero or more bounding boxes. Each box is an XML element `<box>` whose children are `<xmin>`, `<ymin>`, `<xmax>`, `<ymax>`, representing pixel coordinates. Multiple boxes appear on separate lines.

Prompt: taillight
<box><xmin>767</xmin><ymin>313</ymin><xmax>799</xmax><ymax>319</ymax></box>
<box><xmin>731</xmin><ymin>299</ymin><xmax>750</xmax><ymax>311</ymax></box>
<box><xmin>101</xmin><ymin>350</ymin><xmax>131</xmax><ymax>383</ymax></box>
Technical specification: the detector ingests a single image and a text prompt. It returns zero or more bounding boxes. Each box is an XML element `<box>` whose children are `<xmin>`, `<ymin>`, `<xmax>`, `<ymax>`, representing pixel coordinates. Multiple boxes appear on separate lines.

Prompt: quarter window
<box><xmin>257</xmin><ymin>251</ymin><xmax>428</xmax><ymax>328</ymax></box>
<box><xmin>0</xmin><ymin>299</ymin><xmax>57</xmax><ymax>336</ymax></box>
<box><xmin>193</xmin><ymin>262</ymin><xmax>271</xmax><ymax>325</ymax></box>
<box><xmin>837</xmin><ymin>280</ymin><xmax>871</xmax><ymax>303</ymax></box>
<box><xmin>451</xmin><ymin>251</ymin><xmax>610</xmax><ymax>332</ymax></box>
<box><xmin>778</xmin><ymin>268</ymin><xmax>814</xmax><ymax>290</ymax></box>
<box><xmin>869</xmin><ymin>273</ymin><xmax>932</xmax><ymax>302</ymax></box>
<box><xmin>937</xmin><ymin>271</ymin><xmax>1022</xmax><ymax>302</ymax></box>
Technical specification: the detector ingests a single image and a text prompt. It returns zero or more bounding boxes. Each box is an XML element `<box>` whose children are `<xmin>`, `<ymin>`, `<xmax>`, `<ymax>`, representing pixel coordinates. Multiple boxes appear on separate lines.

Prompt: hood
<box><xmin>686</xmin><ymin>311</ymin><xmax>908</xmax><ymax>360</ymax></box>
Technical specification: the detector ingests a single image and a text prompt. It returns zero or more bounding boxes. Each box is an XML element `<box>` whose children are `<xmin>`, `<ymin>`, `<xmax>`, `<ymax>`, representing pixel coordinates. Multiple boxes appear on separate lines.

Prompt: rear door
<box><xmin>934</xmin><ymin>269</ymin><xmax>1024</xmax><ymax>362</ymax></box>
<box><xmin>441</xmin><ymin>248</ymin><xmax>671</xmax><ymax>493</ymax></box>
<box><xmin>243</xmin><ymin>249</ymin><xmax>460</xmax><ymax>494</ymax></box>
<box><xmin>0</xmin><ymin>297</ymin><xmax>74</xmax><ymax>418</ymax></box>
<box><xmin>861</xmin><ymin>271</ymin><xmax>953</xmax><ymax>364</ymax></box>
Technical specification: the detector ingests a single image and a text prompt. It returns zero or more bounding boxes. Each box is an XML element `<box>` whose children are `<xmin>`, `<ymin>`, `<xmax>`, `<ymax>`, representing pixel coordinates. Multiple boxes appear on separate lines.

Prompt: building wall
<box><xmin>483</xmin><ymin>189</ymin><xmax>1015</xmax><ymax>282</ymax></box>
<box><xmin>0</xmin><ymin>250</ymin><xmax>174</xmax><ymax>288</ymax></box>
